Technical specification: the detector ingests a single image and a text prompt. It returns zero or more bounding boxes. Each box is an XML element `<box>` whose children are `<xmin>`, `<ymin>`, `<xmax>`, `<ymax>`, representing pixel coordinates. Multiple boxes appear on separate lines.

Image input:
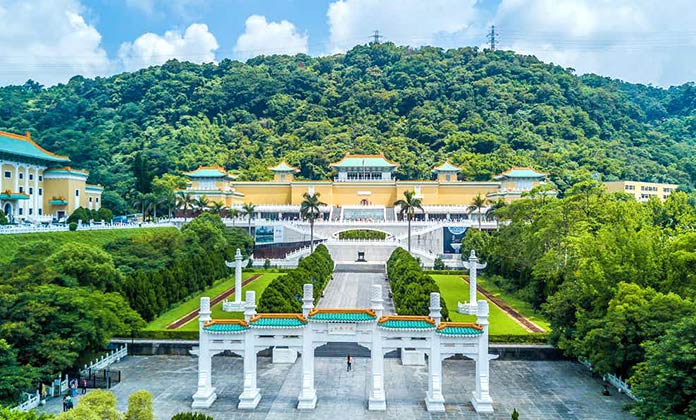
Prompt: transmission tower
<box><xmin>370</xmin><ymin>30</ymin><xmax>383</xmax><ymax>44</ymax></box>
<box><xmin>487</xmin><ymin>25</ymin><xmax>497</xmax><ymax>50</ymax></box>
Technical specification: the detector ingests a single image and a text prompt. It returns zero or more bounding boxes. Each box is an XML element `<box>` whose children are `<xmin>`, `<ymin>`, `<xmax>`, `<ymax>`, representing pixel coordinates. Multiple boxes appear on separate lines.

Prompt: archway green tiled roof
<box><xmin>378</xmin><ymin>315</ymin><xmax>436</xmax><ymax>330</ymax></box>
<box><xmin>308</xmin><ymin>308</ymin><xmax>376</xmax><ymax>323</ymax></box>
<box><xmin>436</xmin><ymin>322</ymin><xmax>484</xmax><ymax>337</ymax></box>
<box><xmin>203</xmin><ymin>320</ymin><xmax>249</xmax><ymax>334</ymax></box>
<box><xmin>249</xmin><ymin>314</ymin><xmax>307</xmax><ymax>328</ymax></box>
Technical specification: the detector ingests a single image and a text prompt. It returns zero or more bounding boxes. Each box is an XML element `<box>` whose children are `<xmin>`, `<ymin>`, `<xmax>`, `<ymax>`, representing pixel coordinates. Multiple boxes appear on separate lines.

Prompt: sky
<box><xmin>0</xmin><ymin>0</ymin><xmax>694</xmax><ymax>87</ymax></box>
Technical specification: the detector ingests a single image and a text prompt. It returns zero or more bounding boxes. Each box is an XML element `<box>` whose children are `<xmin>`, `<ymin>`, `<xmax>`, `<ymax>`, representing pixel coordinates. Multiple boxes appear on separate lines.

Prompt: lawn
<box><xmin>145</xmin><ymin>272</ymin><xmax>282</xmax><ymax>332</ymax></box>
<box><xmin>0</xmin><ymin>227</ymin><xmax>177</xmax><ymax>264</ymax></box>
<box><xmin>431</xmin><ymin>274</ymin><xmax>531</xmax><ymax>336</ymax></box>
<box><xmin>475</xmin><ymin>276</ymin><xmax>550</xmax><ymax>331</ymax></box>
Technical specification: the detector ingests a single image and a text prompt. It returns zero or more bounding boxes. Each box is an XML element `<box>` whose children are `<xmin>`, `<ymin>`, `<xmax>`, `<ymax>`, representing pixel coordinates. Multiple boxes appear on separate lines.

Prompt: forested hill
<box><xmin>1</xmin><ymin>43</ymin><xmax>694</xmax><ymax>203</ymax></box>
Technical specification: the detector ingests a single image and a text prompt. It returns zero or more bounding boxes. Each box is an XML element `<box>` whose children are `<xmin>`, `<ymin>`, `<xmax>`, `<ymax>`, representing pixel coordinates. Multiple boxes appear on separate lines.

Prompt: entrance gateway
<box><xmin>192</xmin><ymin>284</ymin><xmax>495</xmax><ymax>413</ymax></box>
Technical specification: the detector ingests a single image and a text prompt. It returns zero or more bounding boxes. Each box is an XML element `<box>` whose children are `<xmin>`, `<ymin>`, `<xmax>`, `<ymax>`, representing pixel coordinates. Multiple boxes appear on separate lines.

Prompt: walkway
<box><xmin>318</xmin><ymin>265</ymin><xmax>395</xmax><ymax>314</ymax></box>
<box><xmin>166</xmin><ymin>274</ymin><xmax>261</xmax><ymax>329</ymax></box>
<box><xmin>39</xmin><ymin>356</ymin><xmax>636</xmax><ymax>420</ymax></box>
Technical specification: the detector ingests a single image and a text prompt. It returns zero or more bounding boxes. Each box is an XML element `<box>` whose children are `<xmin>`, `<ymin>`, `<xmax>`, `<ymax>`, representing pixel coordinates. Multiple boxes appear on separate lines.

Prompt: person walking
<box><xmin>62</xmin><ymin>396</ymin><xmax>67</xmax><ymax>412</ymax></box>
<box><xmin>81</xmin><ymin>378</ymin><xmax>87</xmax><ymax>395</ymax></box>
<box><xmin>346</xmin><ymin>354</ymin><xmax>352</xmax><ymax>372</ymax></box>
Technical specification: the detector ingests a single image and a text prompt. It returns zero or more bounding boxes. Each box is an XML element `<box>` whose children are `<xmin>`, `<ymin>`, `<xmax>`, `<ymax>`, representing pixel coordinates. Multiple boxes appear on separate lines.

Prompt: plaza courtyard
<box><xmin>41</xmin><ymin>355</ymin><xmax>634</xmax><ymax>420</ymax></box>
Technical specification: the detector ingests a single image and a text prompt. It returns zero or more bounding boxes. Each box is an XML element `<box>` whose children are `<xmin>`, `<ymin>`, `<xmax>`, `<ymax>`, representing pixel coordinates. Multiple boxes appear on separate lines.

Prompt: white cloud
<box><xmin>118</xmin><ymin>23</ymin><xmax>219</xmax><ymax>71</ymax></box>
<box><xmin>234</xmin><ymin>15</ymin><xmax>308</xmax><ymax>61</ymax></box>
<box><xmin>0</xmin><ymin>0</ymin><xmax>110</xmax><ymax>86</ymax></box>
<box><xmin>493</xmin><ymin>0</ymin><xmax>696</xmax><ymax>86</ymax></box>
<box><xmin>326</xmin><ymin>0</ymin><xmax>480</xmax><ymax>53</ymax></box>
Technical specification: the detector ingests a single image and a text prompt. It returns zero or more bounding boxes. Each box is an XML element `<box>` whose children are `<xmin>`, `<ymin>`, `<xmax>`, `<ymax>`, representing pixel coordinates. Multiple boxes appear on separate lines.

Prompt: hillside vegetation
<box><xmin>0</xmin><ymin>43</ymin><xmax>694</xmax><ymax>212</ymax></box>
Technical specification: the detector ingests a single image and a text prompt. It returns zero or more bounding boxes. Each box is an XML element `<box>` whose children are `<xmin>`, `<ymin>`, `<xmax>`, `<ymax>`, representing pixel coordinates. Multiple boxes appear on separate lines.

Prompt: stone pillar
<box><xmin>369</xmin><ymin>284</ymin><xmax>386</xmax><ymax>410</ymax></box>
<box><xmin>239</xmin><ymin>291</ymin><xmax>260</xmax><ymax>409</ymax></box>
<box><xmin>34</xmin><ymin>167</ymin><xmax>39</xmax><ymax>218</ymax></box>
<box><xmin>192</xmin><ymin>297</ymin><xmax>217</xmax><ymax>408</ymax></box>
<box><xmin>425</xmin><ymin>292</ymin><xmax>445</xmax><ymax>412</ymax></box>
<box><xmin>471</xmin><ymin>300</ymin><xmax>494</xmax><ymax>413</ymax></box>
<box><xmin>464</xmin><ymin>250</ymin><xmax>487</xmax><ymax>314</ymax></box>
<box><xmin>234</xmin><ymin>249</ymin><xmax>243</xmax><ymax>304</ymax></box>
<box><xmin>298</xmin><ymin>284</ymin><xmax>317</xmax><ymax>409</ymax></box>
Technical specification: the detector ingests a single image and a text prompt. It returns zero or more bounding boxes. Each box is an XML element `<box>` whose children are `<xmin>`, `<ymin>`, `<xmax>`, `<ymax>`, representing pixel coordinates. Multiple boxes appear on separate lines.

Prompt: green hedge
<box><xmin>490</xmin><ymin>334</ymin><xmax>550</xmax><ymax>344</ymax></box>
<box><xmin>258</xmin><ymin>244</ymin><xmax>334</xmax><ymax>313</ymax></box>
<box><xmin>338</xmin><ymin>229</ymin><xmax>387</xmax><ymax>240</ymax></box>
<box><xmin>133</xmin><ymin>330</ymin><xmax>199</xmax><ymax>340</ymax></box>
<box><xmin>387</xmin><ymin>248</ymin><xmax>449</xmax><ymax>319</ymax></box>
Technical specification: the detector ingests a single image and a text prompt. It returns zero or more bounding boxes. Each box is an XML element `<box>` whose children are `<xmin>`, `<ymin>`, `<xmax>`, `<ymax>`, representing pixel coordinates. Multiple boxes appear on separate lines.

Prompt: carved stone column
<box><xmin>471</xmin><ymin>299</ymin><xmax>494</xmax><ymax>413</ymax></box>
<box><xmin>425</xmin><ymin>292</ymin><xmax>445</xmax><ymax>412</ymax></box>
<box><xmin>298</xmin><ymin>284</ymin><xmax>317</xmax><ymax>409</ymax></box>
<box><xmin>369</xmin><ymin>284</ymin><xmax>386</xmax><ymax>410</ymax></box>
<box><xmin>192</xmin><ymin>297</ymin><xmax>217</xmax><ymax>408</ymax></box>
<box><xmin>239</xmin><ymin>291</ymin><xmax>260</xmax><ymax>409</ymax></box>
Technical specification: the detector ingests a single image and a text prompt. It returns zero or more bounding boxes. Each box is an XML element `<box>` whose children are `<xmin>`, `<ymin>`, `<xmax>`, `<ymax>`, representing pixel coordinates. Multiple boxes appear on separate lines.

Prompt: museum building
<box><xmin>0</xmin><ymin>130</ymin><xmax>103</xmax><ymax>223</ymax></box>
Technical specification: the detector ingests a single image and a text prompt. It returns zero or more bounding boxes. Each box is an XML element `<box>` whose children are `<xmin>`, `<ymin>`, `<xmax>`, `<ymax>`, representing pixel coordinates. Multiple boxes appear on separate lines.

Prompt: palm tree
<box><xmin>176</xmin><ymin>191</ymin><xmax>194</xmax><ymax>221</ymax></box>
<box><xmin>394</xmin><ymin>190</ymin><xmax>423</xmax><ymax>254</ymax></box>
<box><xmin>485</xmin><ymin>199</ymin><xmax>507</xmax><ymax>231</ymax></box>
<box><xmin>300</xmin><ymin>192</ymin><xmax>327</xmax><ymax>252</ymax></box>
<box><xmin>130</xmin><ymin>190</ymin><xmax>147</xmax><ymax>221</ymax></box>
<box><xmin>468</xmin><ymin>194</ymin><xmax>487</xmax><ymax>230</ymax></box>
<box><xmin>209</xmin><ymin>201</ymin><xmax>226</xmax><ymax>215</ymax></box>
<box><xmin>228</xmin><ymin>207</ymin><xmax>240</xmax><ymax>226</ymax></box>
<box><xmin>241</xmin><ymin>203</ymin><xmax>256</xmax><ymax>234</ymax></box>
<box><xmin>193</xmin><ymin>195</ymin><xmax>210</xmax><ymax>214</ymax></box>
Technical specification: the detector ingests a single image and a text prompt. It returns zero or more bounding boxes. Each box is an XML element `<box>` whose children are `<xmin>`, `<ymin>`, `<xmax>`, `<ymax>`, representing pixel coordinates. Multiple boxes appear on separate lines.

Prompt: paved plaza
<box><xmin>41</xmin><ymin>355</ymin><xmax>634</xmax><ymax>420</ymax></box>
<box><xmin>318</xmin><ymin>269</ymin><xmax>395</xmax><ymax>313</ymax></box>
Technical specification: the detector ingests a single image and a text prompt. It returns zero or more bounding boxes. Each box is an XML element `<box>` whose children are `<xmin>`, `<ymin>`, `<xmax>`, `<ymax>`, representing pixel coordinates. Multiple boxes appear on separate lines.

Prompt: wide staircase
<box><xmin>385</xmin><ymin>207</ymin><xmax>396</xmax><ymax>221</ymax></box>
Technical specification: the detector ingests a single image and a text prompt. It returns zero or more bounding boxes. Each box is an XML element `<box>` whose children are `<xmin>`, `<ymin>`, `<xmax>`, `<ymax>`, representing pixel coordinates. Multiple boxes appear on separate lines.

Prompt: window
<box><xmin>29</xmin><ymin>208</ymin><xmax>33</xmax><ymax>215</ymax></box>
<box><xmin>75</xmin><ymin>189</ymin><xmax>80</xmax><ymax>197</ymax></box>
<box><xmin>18</xmin><ymin>208</ymin><xmax>23</xmax><ymax>215</ymax></box>
<box><xmin>3</xmin><ymin>171</ymin><xmax>10</xmax><ymax>178</ymax></box>
<box><xmin>38</xmin><ymin>188</ymin><xmax>42</xmax><ymax>196</ymax></box>
<box><xmin>29</xmin><ymin>174</ymin><xmax>33</xmax><ymax>181</ymax></box>
<box><xmin>19</xmin><ymin>173</ymin><xmax>23</xmax><ymax>180</ymax></box>
<box><xmin>38</xmin><ymin>175</ymin><xmax>42</xmax><ymax>181</ymax></box>
<box><xmin>29</xmin><ymin>187</ymin><xmax>33</xmax><ymax>194</ymax></box>
<box><xmin>38</xmin><ymin>209</ymin><xmax>42</xmax><ymax>216</ymax></box>
<box><xmin>445</xmin><ymin>174</ymin><xmax>451</xmax><ymax>182</ymax></box>
<box><xmin>96</xmin><ymin>198</ymin><xmax>99</xmax><ymax>203</ymax></box>
<box><xmin>89</xmin><ymin>197</ymin><xmax>93</xmax><ymax>203</ymax></box>
<box><xmin>18</xmin><ymin>187</ymin><xmax>23</xmax><ymax>193</ymax></box>
<box><xmin>625</xmin><ymin>185</ymin><xmax>635</xmax><ymax>191</ymax></box>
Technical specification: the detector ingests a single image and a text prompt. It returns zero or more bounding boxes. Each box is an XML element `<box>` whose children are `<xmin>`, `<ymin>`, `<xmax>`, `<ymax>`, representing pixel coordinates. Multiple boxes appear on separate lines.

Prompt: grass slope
<box><xmin>432</xmin><ymin>274</ymin><xmax>531</xmax><ymax>336</ymax></box>
<box><xmin>0</xmin><ymin>227</ymin><xmax>177</xmax><ymax>265</ymax></box>
<box><xmin>475</xmin><ymin>276</ymin><xmax>550</xmax><ymax>331</ymax></box>
<box><xmin>146</xmin><ymin>272</ymin><xmax>281</xmax><ymax>332</ymax></box>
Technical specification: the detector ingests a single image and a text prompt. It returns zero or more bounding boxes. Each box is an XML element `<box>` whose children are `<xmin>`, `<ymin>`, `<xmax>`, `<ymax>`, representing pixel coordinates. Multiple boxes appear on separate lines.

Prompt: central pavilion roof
<box><xmin>308</xmin><ymin>308</ymin><xmax>376</xmax><ymax>323</ymax></box>
<box><xmin>330</xmin><ymin>153</ymin><xmax>399</xmax><ymax>169</ymax></box>
<box><xmin>268</xmin><ymin>160</ymin><xmax>300</xmax><ymax>173</ymax></box>
<box><xmin>494</xmin><ymin>167</ymin><xmax>547</xmax><ymax>180</ymax></box>
<box><xmin>184</xmin><ymin>165</ymin><xmax>237</xmax><ymax>179</ymax></box>
<box><xmin>0</xmin><ymin>131</ymin><xmax>70</xmax><ymax>164</ymax></box>
<box><xmin>432</xmin><ymin>161</ymin><xmax>461</xmax><ymax>173</ymax></box>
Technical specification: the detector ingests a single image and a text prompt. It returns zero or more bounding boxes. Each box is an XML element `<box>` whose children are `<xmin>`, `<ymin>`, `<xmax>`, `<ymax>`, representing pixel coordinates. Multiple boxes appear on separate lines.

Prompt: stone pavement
<box><xmin>40</xmin><ymin>356</ymin><xmax>635</xmax><ymax>420</ymax></box>
<box><xmin>318</xmin><ymin>268</ymin><xmax>395</xmax><ymax>313</ymax></box>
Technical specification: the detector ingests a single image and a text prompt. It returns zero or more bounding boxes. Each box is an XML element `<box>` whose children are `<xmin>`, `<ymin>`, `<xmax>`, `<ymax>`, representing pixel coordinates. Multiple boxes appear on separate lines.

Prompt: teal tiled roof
<box><xmin>48</xmin><ymin>199</ymin><xmax>68</xmax><ymax>205</ymax></box>
<box><xmin>0</xmin><ymin>193</ymin><xmax>30</xmax><ymax>200</ymax></box>
<box><xmin>379</xmin><ymin>319</ymin><xmax>435</xmax><ymax>330</ymax></box>
<box><xmin>432</xmin><ymin>161</ymin><xmax>461</xmax><ymax>173</ymax></box>
<box><xmin>250</xmin><ymin>315</ymin><xmax>306</xmax><ymax>328</ymax></box>
<box><xmin>308</xmin><ymin>310</ymin><xmax>376</xmax><ymax>323</ymax></box>
<box><xmin>437</xmin><ymin>324</ymin><xmax>484</xmax><ymax>337</ymax></box>
<box><xmin>43</xmin><ymin>168</ymin><xmax>88</xmax><ymax>179</ymax></box>
<box><xmin>330</xmin><ymin>154</ymin><xmax>398</xmax><ymax>169</ymax></box>
<box><xmin>85</xmin><ymin>185</ymin><xmax>104</xmax><ymax>192</ymax></box>
<box><xmin>0</xmin><ymin>131</ymin><xmax>70</xmax><ymax>163</ymax></box>
<box><xmin>203</xmin><ymin>321</ymin><xmax>249</xmax><ymax>333</ymax></box>
<box><xmin>268</xmin><ymin>160</ymin><xmax>299</xmax><ymax>172</ymax></box>
<box><xmin>495</xmin><ymin>167</ymin><xmax>546</xmax><ymax>179</ymax></box>
<box><xmin>184</xmin><ymin>166</ymin><xmax>234</xmax><ymax>178</ymax></box>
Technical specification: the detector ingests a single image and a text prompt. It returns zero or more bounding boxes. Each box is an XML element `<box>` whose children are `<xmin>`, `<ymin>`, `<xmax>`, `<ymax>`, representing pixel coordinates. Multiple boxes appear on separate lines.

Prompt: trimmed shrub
<box><xmin>0</xmin><ymin>209</ymin><xmax>7</xmax><ymax>225</ymax></box>
<box><xmin>68</xmin><ymin>222</ymin><xmax>78</xmax><ymax>231</ymax></box>
<box><xmin>338</xmin><ymin>229</ymin><xmax>387</xmax><ymax>240</ymax></box>
<box><xmin>258</xmin><ymin>244</ymin><xmax>334</xmax><ymax>312</ymax></box>
<box><xmin>171</xmin><ymin>413</ymin><xmax>214</xmax><ymax>420</ymax></box>
<box><xmin>387</xmin><ymin>247</ymin><xmax>449</xmax><ymax>319</ymax></box>
<box><xmin>126</xmin><ymin>390</ymin><xmax>153</xmax><ymax>420</ymax></box>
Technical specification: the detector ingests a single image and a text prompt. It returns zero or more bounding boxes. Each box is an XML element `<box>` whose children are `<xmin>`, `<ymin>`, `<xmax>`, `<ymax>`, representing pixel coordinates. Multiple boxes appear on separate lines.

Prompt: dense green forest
<box><xmin>464</xmin><ymin>186</ymin><xmax>696</xmax><ymax>418</ymax></box>
<box><xmin>0</xmin><ymin>43</ymin><xmax>694</xmax><ymax>213</ymax></box>
<box><xmin>0</xmin><ymin>215</ymin><xmax>253</xmax><ymax>406</ymax></box>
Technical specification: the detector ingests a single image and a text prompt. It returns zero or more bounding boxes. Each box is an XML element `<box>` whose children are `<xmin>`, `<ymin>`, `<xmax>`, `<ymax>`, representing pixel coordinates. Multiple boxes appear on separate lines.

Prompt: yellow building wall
<box><xmin>290</xmin><ymin>183</ymin><xmax>333</xmax><ymax>205</ymax></box>
<box><xmin>1</xmin><ymin>163</ymin><xmax>16</xmax><ymax>192</ymax></box>
<box><xmin>330</xmin><ymin>184</ymin><xmax>398</xmax><ymax>206</ymax></box>
<box><xmin>234</xmin><ymin>183</ymin><xmax>293</xmax><ymax>205</ymax></box>
<box><xmin>436</xmin><ymin>184</ymin><xmax>499</xmax><ymax>205</ymax></box>
<box><xmin>43</xmin><ymin>177</ymin><xmax>87</xmax><ymax>217</ymax></box>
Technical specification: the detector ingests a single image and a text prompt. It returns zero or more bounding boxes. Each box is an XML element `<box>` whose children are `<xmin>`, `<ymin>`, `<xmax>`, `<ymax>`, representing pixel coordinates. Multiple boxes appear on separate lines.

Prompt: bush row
<box><xmin>258</xmin><ymin>244</ymin><xmax>334</xmax><ymax>313</ymax></box>
<box><xmin>67</xmin><ymin>206</ymin><xmax>113</xmax><ymax>223</ymax></box>
<box><xmin>338</xmin><ymin>229</ymin><xmax>387</xmax><ymax>240</ymax></box>
<box><xmin>387</xmin><ymin>247</ymin><xmax>449</xmax><ymax>319</ymax></box>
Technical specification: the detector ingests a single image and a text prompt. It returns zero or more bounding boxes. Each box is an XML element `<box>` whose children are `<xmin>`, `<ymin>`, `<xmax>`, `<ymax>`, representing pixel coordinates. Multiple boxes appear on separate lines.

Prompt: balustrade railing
<box><xmin>80</xmin><ymin>344</ymin><xmax>128</xmax><ymax>376</ymax></box>
<box><xmin>578</xmin><ymin>357</ymin><xmax>638</xmax><ymax>401</ymax></box>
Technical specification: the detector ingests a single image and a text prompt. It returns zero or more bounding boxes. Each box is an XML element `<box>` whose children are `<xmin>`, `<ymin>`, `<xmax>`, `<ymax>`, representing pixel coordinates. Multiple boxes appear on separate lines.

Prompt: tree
<box><xmin>0</xmin><ymin>339</ymin><xmax>37</xmax><ymax>406</ymax></box>
<box><xmin>71</xmin><ymin>389</ymin><xmax>121</xmax><ymax>420</ymax></box>
<box><xmin>241</xmin><ymin>203</ymin><xmax>256</xmax><ymax>234</ymax></box>
<box><xmin>126</xmin><ymin>390</ymin><xmax>154</xmax><ymax>420</ymax></box>
<box><xmin>0</xmin><ymin>209</ymin><xmax>7</xmax><ymax>225</ymax></box>
<box><xmin>209</xmin><ymin>201</ymin><xmax>226</xmax><ymax>215</ymax></box>
<box><xmin>300</xmin><ymin>192</ymin><xmax>326</xmax><ymax>252</ymax></box>
<box><xmin>630</xmin><ymin>316</ymin><xmax>696</xmax><ymax>420</ymax></box>
<box><xmin>129</xmin><ymin>190</ymin><xmax>148</xmax><ymax>220</ymax></box>
<box><xmin>485</xmin><ymin>199</ymin><xmax>507</xmax><ymax>230</ymax></box>
<box><xmin>394</xmin><ymin>190</ymin><xmax>423</xmax><ymax>253</ymax></box>
<box><xmin>193</xmin><ymin>196</ymin><xmax>210</xmax><ymax>213</ymax></box>
<box><xmin>176</xmin><ymin>192</ymin><xmax>194</xmax><ymax>221</ymax></box>
<box><xmin>47</xmin><ymin>242</ymin><xmax>122</xmax><ymax>291</ymax></box>
<box><xmin>227</xmin><ymin>207</ymin><xmax>240</xmax><ymax>225</ymax></box>
<box><xmin>170</xmin><ymin>413</ymin><xmax>214</xmax><ymax>420</ymax></box>
<box><xmin>0</xmin><ymin>407</ymin><xmax>53</xmax><ymax>420</ymax></box>
<box><xmin>468</xmin><ymin>194</ymin><xmax>487</xmax><ymax>230</ymax></box>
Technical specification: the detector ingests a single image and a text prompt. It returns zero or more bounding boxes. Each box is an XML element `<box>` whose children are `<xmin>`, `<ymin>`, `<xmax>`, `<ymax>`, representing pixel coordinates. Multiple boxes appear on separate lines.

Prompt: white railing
<box><xmin>80</xmin><ymin>344</ymin><xmax>128</xmax><ymax>376</ymax></box>
<box><xmin>326</xmin><ymin>238</ymin><xmax>400</xmax><ymax>245</ymax></box>
<box><xmin>0</xmin><ymin>222</ymin><xmax>174</xmax><ymax>235</ymax></box>
<box><xmin>251</xmin><ymin>258</ymin><xmax>298</xmax><ymax>268</ymax></box>
<box><xmin>14</xmin><ymin>391</ymin><xmax>41</xmax><ymax>412</ymax></box>
<box><xmin>578</xmin><ymin>357</ymin><xmax>638</xmax><ymax>401</ymax></box>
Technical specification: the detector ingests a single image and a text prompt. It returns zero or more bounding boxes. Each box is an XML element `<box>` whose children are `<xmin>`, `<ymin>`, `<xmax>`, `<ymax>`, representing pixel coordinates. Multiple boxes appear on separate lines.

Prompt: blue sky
<box><xmin>0</xmin><ymin>0</ymin><xmax>693</xmax><ymax>87</ymax></box>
